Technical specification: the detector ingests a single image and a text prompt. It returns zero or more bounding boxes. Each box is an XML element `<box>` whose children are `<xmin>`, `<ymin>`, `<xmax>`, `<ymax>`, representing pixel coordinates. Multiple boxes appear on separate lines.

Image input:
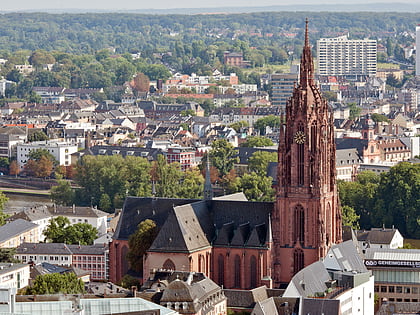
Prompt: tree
<box><xmin>238</xmin><ymin>172</ymin><xmax>275</xmax><ymax>202</ymax></box>
<box><xmin>43</xmin><ymin>216</ymin><xmax>98</xmax><ymax>245</ymax></box>
<box><xmin>338</xmin><ymin>171</ymin><xmax>379</xmax><ymax>229</ymax></box>
<box><xmin>208</xmin><ymin>139</ymin><xmax>239</xmax><ymax>177</ymax></box>
<box><xmin>254</xmin><ymin>115</ymin><xmax>280</xmax><ymax>135</ymax></box>
<box><xmin>0</xmin><ymin>248</ymin><xmax>20</xmax><ymax>263</ymax></box>
<box><xmin>178</xmin><ymin>169</ymin><xmax>204</xmax><ymax>199</ymax></box>
<box><xmin>131</xmin><ymin>72</ymin><xmax>150</xmax><ymax>94</ymax></box>
<box><xmin>126</xmin><ymin>219</ymin><xmax>158</xmax><ymax>273</ymax></box>
<box><xmin>341</xmin><ymin>205</ymin><xmax>360</xmax><ymax>229</ymax></box>
<box><xmin>348</xmin><ymin>103</ymin><xmax>362</xmax><ymax>120</ymax></box>
<box><xmin>229</xmin><ymin>121</ymin><xmax>249</xmax><ymax>133</ymax></box>
<box><xmin>50</xmin><ymin>180</ymin><xmax>75</xmax><ymax>206</ymax></box>
<box><xmin>24</xmin><ymin>155</ymin><xmax>54</xmax><ymax>178</ymax></box>
<box><xmin>9</xmin><ymin>160</ymin><xmax>19</xmax><ymax>177</ymax></box>
<box><xmin>99</xmin><ymin>193</ymin><xmax>112</xmax><ymax>212</ymax></box>
<box><xmin>25</xmin><ymin>273</ymin><xmax>85</xmax><ymax>295</ymax></box>
<box><xmin>28</xmin><ymin>130</ymin><xmax>49</xmax><ymax>142</ymax></box>
<box><xmin>151</xmin><ymin>155</ymin><xmax>183</xmax><ymax>198</ymax></box>
<box><xmin>248</xmin><ymin>151</ymin><xmax>277</xmax><ymax>176</ymax></box>
<box><xmin>372</xmin><ymin>162</ymin><xmax>420</xmax><ymax>238</ymax></box>
<box><xmin>371</xmin><ymin>113</ymin><xmax>389</xmax><ymax>123</ymax></box>
<box><xmin>241</xmin><ymin>136</ymin><xmax>274</xmax><ymax>147</ymax></box>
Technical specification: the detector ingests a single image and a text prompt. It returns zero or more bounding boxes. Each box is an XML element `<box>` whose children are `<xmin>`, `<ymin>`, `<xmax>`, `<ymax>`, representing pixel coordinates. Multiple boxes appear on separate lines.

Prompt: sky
<box><xmin>1</xmin><ymin>0</ymin><xmax>419</xmax><ymax>11</ymax></box>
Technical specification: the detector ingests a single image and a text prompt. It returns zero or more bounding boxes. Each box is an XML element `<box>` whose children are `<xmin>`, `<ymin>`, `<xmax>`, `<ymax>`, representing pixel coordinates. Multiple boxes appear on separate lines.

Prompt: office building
<box><xmin>270</xmin><ymin>72</ymin><xmax>299</xmax><ymax>114</ymax></box>
<box><xmin>317</xmin><ymin>35</ymin><xmax>377</xmax><ymax>77</ymax></box>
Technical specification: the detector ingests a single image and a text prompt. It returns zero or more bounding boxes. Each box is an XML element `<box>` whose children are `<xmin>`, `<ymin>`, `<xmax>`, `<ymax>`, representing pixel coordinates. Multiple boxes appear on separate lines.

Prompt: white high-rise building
<box><xmin>416</xmin><ymin>24</ymin><xmax>420</xmax><ymax>76</ymax></box>
<box><xmin>317</xmin><ymin>35</ymin><xmax>377</xmax><ymax>77</ymax></box>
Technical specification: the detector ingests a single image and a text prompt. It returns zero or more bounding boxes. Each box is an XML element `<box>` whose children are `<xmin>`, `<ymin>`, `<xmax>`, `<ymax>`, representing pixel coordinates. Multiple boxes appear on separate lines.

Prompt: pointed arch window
<box><xmin>294</xmin><ymin>205</ymin><xmax>305</xmax><ymax>245</ymax></box>
<box><xmin>218</xmin><ymin>254</ymin><xmax>225</xmax><ymax>286</ymax></box>
<box><xmin>293</xmin><ymin>248</ymin><xmax>304</xmax><ymax>275</ymax></box>
<box><xmin>163</xmin><ymin>259</ymin><xmax>175</xmax><ymax>271</ymax></box>
<box><xmin>234</xmin><ymin>255</ymin><xmax>241</xmax><ymax>288</ymax></box>
<box><xmin>250</xmin><ymin>255</ymin><xmax>257</xmax><ymax>289</ymax></box>
<box><xmin>297</xmin><ymin>123</ymin><xmax>305</xmax><ymax>186</ymax></box>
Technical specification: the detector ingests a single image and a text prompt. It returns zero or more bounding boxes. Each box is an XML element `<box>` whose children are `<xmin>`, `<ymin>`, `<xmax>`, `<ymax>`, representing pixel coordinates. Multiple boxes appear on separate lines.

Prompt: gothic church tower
<box><xmin>272</xmin><ymin>20</ymin><xmax>342</xmax><ymax>285</ymax></box>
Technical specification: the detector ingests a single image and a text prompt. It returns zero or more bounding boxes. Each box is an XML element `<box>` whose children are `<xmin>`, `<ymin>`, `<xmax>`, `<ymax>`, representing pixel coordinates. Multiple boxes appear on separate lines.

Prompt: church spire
<box><xmin>299</xmin><ymin>18</ymin><xmax>314</xmax><ymax>88</ymax></box>
<box><xmin>203</xmin><ymin>157</ymin><xmax>213</xmax><ymax>200</ymax></box>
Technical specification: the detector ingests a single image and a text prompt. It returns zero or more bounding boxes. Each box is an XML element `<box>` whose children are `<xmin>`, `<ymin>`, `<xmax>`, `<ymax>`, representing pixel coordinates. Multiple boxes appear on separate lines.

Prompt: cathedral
<box><xmin>109</xmin><ymin>20</ymin><xmax>342</xmax><ymax>289</ymax></box>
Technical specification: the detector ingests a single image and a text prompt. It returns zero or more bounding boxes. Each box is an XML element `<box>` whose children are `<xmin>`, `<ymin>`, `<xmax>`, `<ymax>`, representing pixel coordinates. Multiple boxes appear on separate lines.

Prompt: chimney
<box><xmin>72</xmin><ymin>204</ymin><xmax>75</xmax><ymax>213</ymax></box>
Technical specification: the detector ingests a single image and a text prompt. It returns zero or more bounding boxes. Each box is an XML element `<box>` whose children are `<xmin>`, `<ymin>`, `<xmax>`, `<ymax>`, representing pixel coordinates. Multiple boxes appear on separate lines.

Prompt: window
<box><xmin>396</xmin><ymin>286</ymin><xmax>402</xmax><ymax>293</ymax></box>
<box><xmin>250</xmin><ymin>256</ymin><xmax>257</xmax><ymax>289</ymax></box>
<box><xmin>381</xmin><ymin>286</ymin><xmax>387</xmax><ymax>293</ymax></box>
<box><xmin>218</xmin><ymin>254</ymin><xmax>224</xmax><ymax>286</ymax></box>
<box><xmin>294</xmin><ymin>205</ymin><xmax>305</xmax><ymax>244</ymax></box>
<box><xmin>293</xmin><ymin>249</ymin><xmax>304</xmax><ymax>275</ymax></box>
<box><xmin>163</xmin><ymin>259</ymin><xmax>175</xmax><ymax>270</ymax></box>
<box><xmin>388</xmin><ymin>286</ymin><xmax>395</xmax><ymax>293</ymax></box>
<box><xmin>234</xmin><ymin>255</ymin><xmax>241</xmax><ymax>288</ymax></box>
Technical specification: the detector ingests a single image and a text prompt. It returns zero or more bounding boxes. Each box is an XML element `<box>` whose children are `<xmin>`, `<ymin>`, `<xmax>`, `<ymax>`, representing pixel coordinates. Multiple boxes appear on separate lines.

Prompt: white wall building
<box><xmin>284</xmin><ymin>241</ymin><xmax>375</xmax><ymax>315</ymax></box>
<box><xmin>0</xmin><ymin>264</ymin><xmax>30</xmax><ymax>290</ymax></box>
<box><xmin>356</xmin><ymin>228</ymin><xmax>404</xmax><ymax>253</ymax></box>
<box><xmin>16</xmin><ymin>141</ymin><xmax>78</xmax><ymax>170</ymax></box>
<box><xmin>317</xmin><ymin>35</ymin><xmax>377</xmax><ymax>77</ymax></box>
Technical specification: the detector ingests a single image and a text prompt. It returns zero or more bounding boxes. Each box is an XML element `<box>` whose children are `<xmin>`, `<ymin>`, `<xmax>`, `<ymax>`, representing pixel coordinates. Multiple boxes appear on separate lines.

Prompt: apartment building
<box><xmin>317</xmin><ymin>35</ymin><xmax>377</xmax><ymax>77</ymax></box>
<box><xmin>270</xmin><ymin>73</ymin><xmax>299</xmax><ymax>114</ymax></box>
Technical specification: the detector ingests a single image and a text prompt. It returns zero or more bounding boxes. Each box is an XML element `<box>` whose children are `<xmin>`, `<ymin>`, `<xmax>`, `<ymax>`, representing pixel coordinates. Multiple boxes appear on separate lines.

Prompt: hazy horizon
<box><xmin>2</xmin><ymin>0</ymin><xmax>420</xmax><ymax>12</ymax></box>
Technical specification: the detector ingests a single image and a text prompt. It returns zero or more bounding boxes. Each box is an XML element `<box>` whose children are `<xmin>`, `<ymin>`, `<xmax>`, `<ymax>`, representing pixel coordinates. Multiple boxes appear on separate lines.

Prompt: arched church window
<box><xmin>250</xmin><ymin>255</ymin><xmax>257</xmax><ymax>288</ymax></box>
<box><xmin>294</xmin><ymin>205</ymin><xmax>305</xmax><ymax>245</ymax></box>
<box><xmin>293</xmin><ymin>248</ymin><xmax>304</xmax><ymax>275</ymax></box>
<box><xmin>234</xmin><ymin>255</ymin><xmax>241</xmax><ymax>288</ymax></box>
<box><xmin>218</xmin><ymin>254</ymin><xmax>224</xmax><ymax>286</ymax></box>
<box><xmin>163</xmin><ymin>259</ymin><xmax>175</xmax><ymax>270</ymax></box>
<box><xmin>297</xmin><ymin>123</ymin><xmax>305</xmax><ymax>186</ymax></box>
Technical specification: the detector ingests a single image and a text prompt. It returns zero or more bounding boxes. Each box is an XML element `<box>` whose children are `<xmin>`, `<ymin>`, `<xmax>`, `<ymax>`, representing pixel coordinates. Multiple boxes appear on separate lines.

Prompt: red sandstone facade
<box><xmin>109</xmin><ymin>21</ymin><xmax>342</xmax><ymax>289</ymax></box>
<box><xmin>272</xmin><ymin>20</ymin><xmax>342</xmax><ymax>286</ymax></box>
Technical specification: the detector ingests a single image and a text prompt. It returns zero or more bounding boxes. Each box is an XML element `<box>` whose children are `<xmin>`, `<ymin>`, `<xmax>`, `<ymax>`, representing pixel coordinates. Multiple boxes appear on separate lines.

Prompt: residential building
<box><xmin>0</xmin><ymin>126</ymin><xmax>27</xmax><ymax>159</ymax></box>
<box><xmin>0</xmin><ymin>263</ymin><xmax>30</xmax><ymax>290</ymax></box>
<box><xmin>0</xmin><ymin>219</ymin><xmax>39</xmax><ymax>248</ymax></box>
<box><xmin>140</xmin><ymin>270</ymin><xmax>227</xmax><ymax>315</ymax></box>
<box><xmin>270</xmin><ymin>73</ymin><xmax>299</xmax><ymax>113</ymax></box>
<box><xmin>6</xmin><ymin>206</ymin><xmax>52</xmax><ymax>242</ymax></box>
<box><xmin>50</xmin><ymin>205</ymin><xmax>108</xmax><ymax>236</ymax></box>
<box><xmin>356</xmin><ymin>227</ymin><xmax>404</xmax><ymax>252</ymax></box>
<box><xmin>165</xmin><ymin>146</ymin><xmax>197</xmax><ymax>171</ymax></box>
<box><xmin>223</xmin><ymin>52</ymin><xmax>249</xmax><ymax>68</ymax></box>
<box><xmin>317</xmin><ymin>35</ymin><xmax>377</xmax><ymax>77</ymax></box>
<box><xmin>16</xmin><ymin>141</ymin><xmax>78</xmax><ymax>170</ymax></box>
<box><xmin>0</xmin><ymin>79</ymin><xmax>16</xmax><ymax>97</ymax></box>
<box><xmin>336</xmin><ymin>148</ymin><xmax>362</xmax><ymax>181</ymax></box>
<box><xmin>15</xmin><ymin>242</ymin><xmax>109</xmax><ymax>281</ymax></box>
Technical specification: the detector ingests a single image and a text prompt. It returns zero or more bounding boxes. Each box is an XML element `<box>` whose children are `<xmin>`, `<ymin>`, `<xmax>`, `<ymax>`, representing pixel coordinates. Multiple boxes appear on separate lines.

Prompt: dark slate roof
<box><xmin>236</xmin><ymin>147</ymin><xmax>277</xmax><ymax>165</ymax></box>
<box><xmin>335</xmin><ymin>138</ymin><xmax>368</xmax><ymax>156</ymax></box>
<box><xmin>336</xmin><ymin>148</ymin><xmax>363</xmax><ymax>166</ymax></box>
<box><xmin>114</xmin><ymin>197</ymin><xmax>199</xmax><ymax>241</ymax></box>
<box><xmin>356</xmin><ymin>228</ymin><xmax>399</xmax><ymax>245</ymax></box>
<box><xmin>253</xmin><ymin>297</ymin><xmax>300</xmax><ymax>315</ymax></box>
<box><xmin>223</xmin><ymin>286</ymin><xmax>268</xmax><ymax>308</ymax></box>
<box><xmin>67</xmin><ymin>244</ymin><xmax>108</xmax><ymax>255</ymax></box>
<box><xmin>287</xmin><ymin>261</ymin><xmax>330</xmax><ymax>297</ymax></box>
<box><xmin>301</xmin><ymin>298</ymin><xmax>340</xmax><ymax>315</ymax></box>
<box><xmin>0</xmin><ymin>263</ymin><xmax>28</xmax><ymax>276</ymax></box>
<box><xmin>326</xmin><ymin>240</ymin><xmax>367</xmax><ymax>273</ymax></box>
<box><xmin>116</xmin><ymin>196</ymin><xmax>273</xmax><ymax>249</ymax></box>
<box><xmin>49</xmin><ymin>206</ymin><xmax>108</xmax><ymax>218</ymax></box>
<box><xmin>0</xmin><ymin>219</ymin><xmax>38</xmax><ymax>243</ymax></box>
<box><xmin>7</xmin><ymin>206</ymin><xmax>52</xmax><ymax>223</ymax></box>
<box><xmin>16</xmin><ymin>243</ymin><xmax>73</xmax><ymax>255</ymax></box>
<box><xmin>149</xmin><ymin>204</ymin><xmax>211</xmax><ymax>253</ymax></box>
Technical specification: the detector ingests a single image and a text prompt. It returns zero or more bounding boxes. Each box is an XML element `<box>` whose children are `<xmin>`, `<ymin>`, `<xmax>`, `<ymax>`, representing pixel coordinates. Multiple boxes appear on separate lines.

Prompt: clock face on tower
<box><xmin>294</xmin><ymin>131</ymin><xmax>306</xmax><ymax>144</ymax></box>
